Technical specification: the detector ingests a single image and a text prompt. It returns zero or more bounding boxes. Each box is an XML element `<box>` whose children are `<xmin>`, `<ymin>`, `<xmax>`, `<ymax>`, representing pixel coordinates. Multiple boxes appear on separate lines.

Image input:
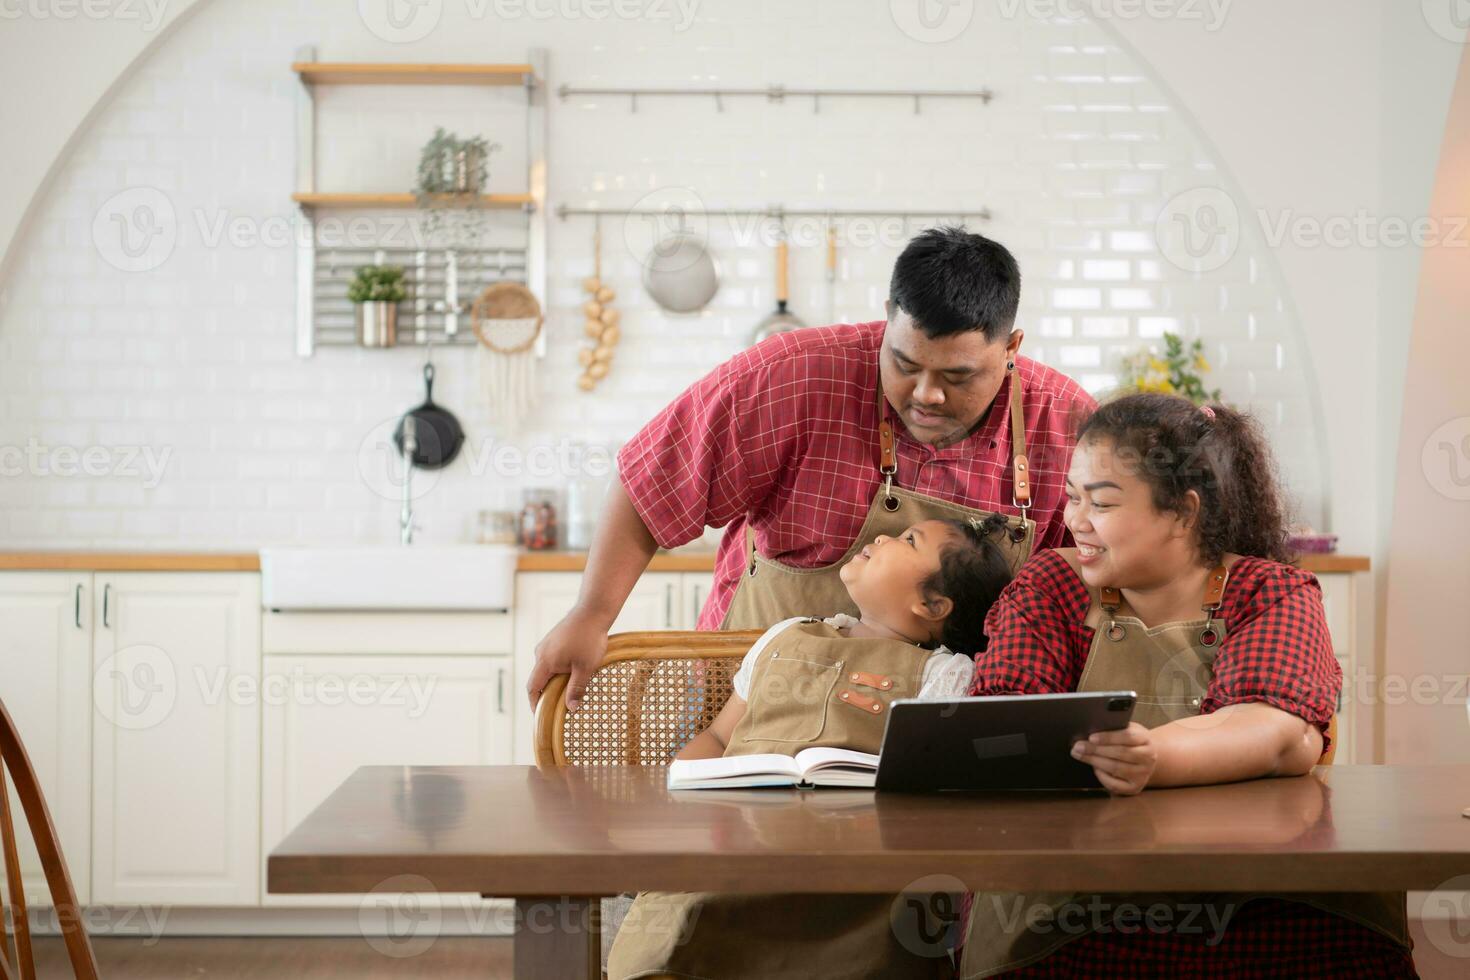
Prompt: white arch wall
<box><xmin>0</xmin><ymin>0</ymin><xmax>1432</xmax><ymax>550</ymax></box>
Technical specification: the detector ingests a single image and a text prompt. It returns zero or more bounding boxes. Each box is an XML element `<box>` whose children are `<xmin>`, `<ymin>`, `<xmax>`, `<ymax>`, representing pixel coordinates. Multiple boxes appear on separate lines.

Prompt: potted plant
<box><xmin>348</xmin><ymin>265</ymin><xmax>407</xmax><ymax>347</ymax></box>
<box><xmin>1117</xmin><ymin>332</ymin><xmax>1221</xmax><ymax>405</ymax></box>
<box><xmin>414</xmin><ymin>128</ymin><xmax>501</xmax><ymax>244</ymax></box>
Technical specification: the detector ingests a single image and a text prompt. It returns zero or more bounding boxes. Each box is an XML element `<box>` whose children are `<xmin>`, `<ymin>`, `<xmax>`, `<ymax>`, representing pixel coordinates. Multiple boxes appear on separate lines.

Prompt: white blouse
<box><xmin>731</xmin><ymin>615</ymin><xmax>976</xmax><ymax>702</ymax></box>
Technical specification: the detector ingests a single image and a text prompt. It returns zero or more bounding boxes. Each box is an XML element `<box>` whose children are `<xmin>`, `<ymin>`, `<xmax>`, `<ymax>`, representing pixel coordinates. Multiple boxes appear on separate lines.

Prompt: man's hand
<box><xmin>526</xmin><ymin>607</ymin><xmax>609</xmax><ymax>712</ymax></box>
<box><xmin>1071</xmin><ymin>722</ymin><xmax>1157</xmax><ymax>796</ymax></box>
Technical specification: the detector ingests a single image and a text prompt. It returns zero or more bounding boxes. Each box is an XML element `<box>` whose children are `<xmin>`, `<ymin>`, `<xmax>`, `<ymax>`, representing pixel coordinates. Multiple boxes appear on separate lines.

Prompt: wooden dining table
<box><xmin>267</xmin><ymin>764</ymin><xmax>1470</xmax><ymax>978</ymax></box>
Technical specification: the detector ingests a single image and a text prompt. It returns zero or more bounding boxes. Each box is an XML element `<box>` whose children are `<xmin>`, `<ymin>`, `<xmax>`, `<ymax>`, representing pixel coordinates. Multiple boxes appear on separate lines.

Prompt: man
<box><xmin>528</xmin><ymin>227</ymin><xmax>1095</xmax><ymax>710</ymax></box>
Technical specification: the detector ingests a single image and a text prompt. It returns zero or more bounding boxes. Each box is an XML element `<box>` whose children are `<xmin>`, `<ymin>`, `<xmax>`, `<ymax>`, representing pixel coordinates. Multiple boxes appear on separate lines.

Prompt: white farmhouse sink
<box><xmin>260</xmin><ymin>545</ymin><xmax>518</xmax><ymax>611</ymax></box>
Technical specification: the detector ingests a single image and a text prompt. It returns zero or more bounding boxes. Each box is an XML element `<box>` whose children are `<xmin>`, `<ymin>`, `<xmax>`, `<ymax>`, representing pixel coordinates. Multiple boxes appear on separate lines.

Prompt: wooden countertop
<box><xmin>0</xmin><ymin>551</ymin><xmax>1369</xmax><ymax>575</ymax></box>
<box><xmin>0</xmin><ymin>552</ymin><xmax>262</xmax><ymax>572</ymax></box>
<box><xmin>515</xmin><ymin>550</ymin><xmax>720</xmax><ymax>573</ymax></box>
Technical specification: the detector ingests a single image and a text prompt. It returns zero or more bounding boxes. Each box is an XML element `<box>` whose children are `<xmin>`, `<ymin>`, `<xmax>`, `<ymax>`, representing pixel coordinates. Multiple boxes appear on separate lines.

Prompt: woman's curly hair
<box><xmin>1077</xmin><ymin>393</ymin><xmax>1294</xmax><ymax>565</ymax></box>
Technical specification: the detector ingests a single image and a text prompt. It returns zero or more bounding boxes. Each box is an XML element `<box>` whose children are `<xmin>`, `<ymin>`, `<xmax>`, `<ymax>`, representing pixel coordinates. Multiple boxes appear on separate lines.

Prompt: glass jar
<box><xmin>476</xmin><ymin>509</ymin><xmax>520</xmax><ymax>545</ymax></box>
<box><xmin>518</xmin><ymin>489</ymin><xmax>560</xmax><ymax>550</ymax></box>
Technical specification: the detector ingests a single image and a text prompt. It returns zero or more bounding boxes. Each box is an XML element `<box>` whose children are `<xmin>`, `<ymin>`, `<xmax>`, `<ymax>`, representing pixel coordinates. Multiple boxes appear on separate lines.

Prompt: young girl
<box><xmin>960</xmin><ymin>393</ymin><xmax>1414</xmax><ymax>978</ymax></box>
<box><xmin>608</xmin><ymin>515</ymin><xmax>1015</xmax><ymax>980</ymax></box>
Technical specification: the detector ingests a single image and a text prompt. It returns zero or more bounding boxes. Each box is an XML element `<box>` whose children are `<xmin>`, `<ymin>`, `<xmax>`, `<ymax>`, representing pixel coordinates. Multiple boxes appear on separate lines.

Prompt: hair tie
<box><xmin>1199</xmin><ymin>404</ymin><xmax>1216</xmax><ymax>420</ymax></box>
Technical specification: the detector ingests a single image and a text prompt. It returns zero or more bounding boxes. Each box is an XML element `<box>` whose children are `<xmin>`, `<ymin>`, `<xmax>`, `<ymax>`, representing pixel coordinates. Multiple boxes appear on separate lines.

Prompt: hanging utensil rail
<box><xmin>557</xmin><ymin>84</ymin><xmax>994</xmax><ymax>113</ymax></box>
<box><xmin>556</xmin><ymin>205</ymin><xmax>993</xmax><ymax>221</ymax></box>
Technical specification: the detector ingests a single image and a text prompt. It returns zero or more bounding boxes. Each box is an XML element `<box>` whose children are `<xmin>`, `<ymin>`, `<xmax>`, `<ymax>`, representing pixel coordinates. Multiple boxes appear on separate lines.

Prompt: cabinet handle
<box><xmin>497</xmin><ymin>668</ymin><xmax>505</xmax><ymax>714</ymax></box>
<box><xmin>665</xmin><ymin>584</ymin><xmax>674</xmax><ymax>628</ymax></box>
<box><xmin>102</xmin><ymin>584</ymin><xmax>112</xmax><ymax>629</ymax></box>
<box><xmin>75</xmin><ymin>584</ymin><xmax>83</xmax><ymax>629</ymax></box>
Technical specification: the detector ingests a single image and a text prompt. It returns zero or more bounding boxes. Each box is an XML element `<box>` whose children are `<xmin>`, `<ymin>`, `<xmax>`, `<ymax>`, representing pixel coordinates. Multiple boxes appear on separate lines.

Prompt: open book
<box><xmin>667</xmin><ymin>747</ymin><xmax>880</xmax><ymax>790</ymax></box>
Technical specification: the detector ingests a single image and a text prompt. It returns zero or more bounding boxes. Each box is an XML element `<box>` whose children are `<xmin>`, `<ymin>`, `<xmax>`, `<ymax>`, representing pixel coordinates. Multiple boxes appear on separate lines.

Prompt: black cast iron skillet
<box><xmin>395</xmin><ymin>363</ymin><xmax>464</xmax><ymax>469</ymax></box>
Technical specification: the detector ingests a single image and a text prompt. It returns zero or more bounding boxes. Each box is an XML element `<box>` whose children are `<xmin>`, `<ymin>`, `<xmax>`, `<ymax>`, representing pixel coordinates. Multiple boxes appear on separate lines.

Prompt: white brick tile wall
<box><xmin>0</xmin><ymin>1</ymin><xmax>1329</xmax><ymax>548</ymax></box>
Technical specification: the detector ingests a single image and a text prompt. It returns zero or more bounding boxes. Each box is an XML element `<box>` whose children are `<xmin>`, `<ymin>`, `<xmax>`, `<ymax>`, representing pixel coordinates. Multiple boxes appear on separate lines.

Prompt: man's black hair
<box><xmin>888</xmin><ymin>226</ymin><xmax>1022</xmax><ymax>342</ymax></box>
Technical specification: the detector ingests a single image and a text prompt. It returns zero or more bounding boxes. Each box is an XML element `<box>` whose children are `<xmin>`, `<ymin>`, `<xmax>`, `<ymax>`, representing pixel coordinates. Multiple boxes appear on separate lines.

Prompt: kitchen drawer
<box><xmin>263</xmin><ymin>611</ymin><xmax>513</xmax><ymax>655</ymax></box>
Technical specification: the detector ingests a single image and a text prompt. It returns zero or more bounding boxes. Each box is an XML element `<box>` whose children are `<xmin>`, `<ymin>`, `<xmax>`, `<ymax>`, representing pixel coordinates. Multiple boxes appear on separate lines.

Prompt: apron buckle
<box><xmin>881</xmin><ymin>466</ymin><xmax>900</xmax><ymax>512</ymax></box>
<box><xmin>1009</xmin><ymin>499</ymin><xmax>1032</xmax><ymax>543</ymax></box>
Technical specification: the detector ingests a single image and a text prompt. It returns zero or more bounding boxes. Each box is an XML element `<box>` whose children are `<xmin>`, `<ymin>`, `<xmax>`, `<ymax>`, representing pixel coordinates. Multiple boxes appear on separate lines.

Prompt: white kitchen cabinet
<box><xmin>260</xmin><ymin>652</ymin><xmax>511</xmax><ymax>906</ymax></box>
<box><xmin>0</xmin><ymin>572</ymin><xmax>93</xmax><ymax>905</ymax></box>
<box><xmin>90</xmin><ymin>572</ymin><xmax>261</xmax><ymax>905</ymax></box>
<box><xmin>1316</xmin><ymin>571</ymin><xmax>1358</xmax><ymax>764</ymax></box>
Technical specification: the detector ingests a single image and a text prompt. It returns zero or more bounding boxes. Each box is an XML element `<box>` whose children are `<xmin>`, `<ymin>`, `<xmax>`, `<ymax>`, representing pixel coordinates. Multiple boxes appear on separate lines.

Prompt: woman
<box><xmin>960</xmin><ymin>393</ymin><xmax>1415</xmax><ymax>978</ymax></box>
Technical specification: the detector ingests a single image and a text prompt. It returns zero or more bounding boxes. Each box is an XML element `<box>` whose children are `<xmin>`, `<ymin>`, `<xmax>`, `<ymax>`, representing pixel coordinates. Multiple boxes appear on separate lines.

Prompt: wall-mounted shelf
<box><xmin>292</xmin><ymin>192</ymin><xmax>535</xmax><ymax>210</ymax></box>
<box><xmin>292</xmin><ymin>47</ymin><xmax>547</xmax><ymax>357</ymax></box>
<box><xmin>292</xmin><ymin>63</ymin><xmax>534</xmax><ymax>87</ymax></box>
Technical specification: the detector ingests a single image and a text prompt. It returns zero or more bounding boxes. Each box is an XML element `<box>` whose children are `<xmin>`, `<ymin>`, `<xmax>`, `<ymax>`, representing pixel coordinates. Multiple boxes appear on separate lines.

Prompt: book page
<box><xmin>792</xmin><ymin>746</ymin><xmax>881</xmax><ymax>775</ymax></box>
<box><xmin>667</xmin><ymin>753</ymin><xmax>802</xmax><ymax>787</ymax></box>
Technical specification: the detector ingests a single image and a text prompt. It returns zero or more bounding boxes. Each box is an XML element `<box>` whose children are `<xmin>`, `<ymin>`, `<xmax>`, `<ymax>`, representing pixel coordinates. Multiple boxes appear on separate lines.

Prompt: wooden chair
<box><xmin>1320</xmin><ymin>715</ymin><xmax>1338</xmax><ymax>767</ymax></box>
<box><xmin>0</xmin><ymin>696</ymin><xmax>99</xmax><ymax>980</ymax></box>
<box><xmin>534</xmin><ymin>630</ymin><xmax>763</xmax><ymax>767</ymax></box>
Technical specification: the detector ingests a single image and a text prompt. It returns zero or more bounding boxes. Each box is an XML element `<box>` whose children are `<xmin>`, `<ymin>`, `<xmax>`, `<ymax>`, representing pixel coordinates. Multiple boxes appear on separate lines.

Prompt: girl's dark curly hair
<box><xmin>1077</xmin><ymin>393</ymin><xmax>1294</xmax><ymax>565</ymax></box>
<box><xmin>920</xmin><ymin>513</ymin><xmax>1016</xmax><ymax>656</ymax></box>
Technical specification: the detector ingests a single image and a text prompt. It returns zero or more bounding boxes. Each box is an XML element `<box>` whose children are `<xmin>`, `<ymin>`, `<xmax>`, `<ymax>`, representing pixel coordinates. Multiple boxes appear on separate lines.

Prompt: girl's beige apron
<box><xmin>957</xmin><ymin>550</ymin><xmax>1411</xmax><ymax>979</ymax></box>
<box><xmin>609</xmin><ymin>621</ymin><xmax>949</xmax><ymax>979</ymax></box>
<box><xmin>720</xmin><ymin>372</ymin><xmax>1038</xmax><ymax>631</ymax></box>
<box><xmin>611</xmin><ymin>377</ymin><xmax>1039</xmax><ymax>980</ymax></box>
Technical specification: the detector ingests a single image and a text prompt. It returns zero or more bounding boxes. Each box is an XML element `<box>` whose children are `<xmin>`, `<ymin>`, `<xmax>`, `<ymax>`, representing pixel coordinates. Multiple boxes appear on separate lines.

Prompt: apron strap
<box><xmin>1007</xmin><ymin>365</ymin><xmax>1031</xmax><ymax>510</ymax></box>
<box><xmin>1098</xmin><ymin>565</ymin><xmax>1230</xmax><ymax>645</ymax></box>
<box><xmin>874</xmin><ymin>363</ymin><xmax>1032</xmax><ymax>521</ymax></box>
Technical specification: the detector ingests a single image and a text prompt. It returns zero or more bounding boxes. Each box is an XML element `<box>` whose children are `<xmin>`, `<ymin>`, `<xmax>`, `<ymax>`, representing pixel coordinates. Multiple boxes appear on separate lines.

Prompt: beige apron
<box><xmin>608</xmin><ymin>621</ymin><xmax>952</xmax><ymax>979</ymax></box>
<box><xmin>958</xmin><ymin>550</ymin><xmax>1411</xmax><ymax>979</ymax></box>
<box><xmin>720</xmin><ymin>370</ymin><xmax>1038</xmax><ymax>631</ymax></box>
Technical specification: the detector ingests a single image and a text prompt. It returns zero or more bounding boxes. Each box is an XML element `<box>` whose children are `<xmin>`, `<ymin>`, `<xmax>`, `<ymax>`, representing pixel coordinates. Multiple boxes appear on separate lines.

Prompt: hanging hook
<box><xmin>714</xmin><ymin>90</ymin><xmax>724</xmax><ymax>112</ymax></box>
<box><xmin>630</xmin><ymin>92</ymin><xmax>638</xmax><ymax>113</ymax></box>
<box><xmin>913</xmin><ymin>94</ymin><xmax>922</xmax><ymax>115</ymax></box>
<box><xmin>593</xmin><ymin>214</ymin><xmax>603</xmax><ymax>281</ymax></box>
<box><xmin>812</xmin><ymin>93</ymin><xmax>821</xmax><ymax>114</ymax></box>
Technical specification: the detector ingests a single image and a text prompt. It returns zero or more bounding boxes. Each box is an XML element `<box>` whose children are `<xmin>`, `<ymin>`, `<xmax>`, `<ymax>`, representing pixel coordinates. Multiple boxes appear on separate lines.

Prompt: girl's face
<box><xmin>839</xmin><ymin>520</ymin><xmax>956</xmax><ymax>635</ymax></box>
<box><xmin>1064</xmin><ymin>437</ymin><xmax>1200</xmax><ymax>590</ymax></box>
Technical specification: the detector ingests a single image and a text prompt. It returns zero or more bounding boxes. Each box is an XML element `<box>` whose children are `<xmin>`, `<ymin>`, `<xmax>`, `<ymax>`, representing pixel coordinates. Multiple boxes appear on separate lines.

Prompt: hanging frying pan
<box><xmin>750</xmin><ymin>232</ymin><xmax>806</xmax><ymax>345</ymax></box>
<box><xmin>394</xmin><ymin>362</ymin><xmax>464</xmax><ymax>469</ymax></box>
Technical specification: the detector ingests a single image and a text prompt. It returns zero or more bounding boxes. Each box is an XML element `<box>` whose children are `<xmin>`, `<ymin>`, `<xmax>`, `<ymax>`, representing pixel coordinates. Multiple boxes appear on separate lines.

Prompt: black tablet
<box><xmin>874</xmin><ymin>691</ymin><xmax>1137</xmax><ymax>793</ymax></box>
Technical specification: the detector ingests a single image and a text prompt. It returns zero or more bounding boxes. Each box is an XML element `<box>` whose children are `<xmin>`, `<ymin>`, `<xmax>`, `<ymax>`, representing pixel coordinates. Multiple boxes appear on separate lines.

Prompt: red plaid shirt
<box><xmin>964</xmin><ymin>551</ymin><xmax>1397</xmax><ymax>977</ymax></box>
<box><xmin>968</xmin><ymin>548</ymin><xmax>1342</xmax><ymax>747</ymax></box>
<box><xmin>617</xmin><ymin>321</ymin><xmax>1097</xmax><ymax>628</ymax></box>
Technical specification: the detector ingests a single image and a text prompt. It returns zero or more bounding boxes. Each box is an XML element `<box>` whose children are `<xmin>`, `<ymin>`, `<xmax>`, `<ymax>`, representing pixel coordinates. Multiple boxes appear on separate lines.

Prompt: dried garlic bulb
<box><xmin>579</xmin><ymin>250</ymin><xmax>621</xmax><ymax>391</ymax></box>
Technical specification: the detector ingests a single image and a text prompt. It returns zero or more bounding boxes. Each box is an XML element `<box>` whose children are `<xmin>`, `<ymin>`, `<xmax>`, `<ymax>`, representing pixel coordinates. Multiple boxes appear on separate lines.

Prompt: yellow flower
<box><xmin>1148</xmin><ymin>357</ymin><xmax>1169</xmax><ymax>374</ymax></box>
<box><xmin>1194</xmin><ymin>354</ymin><xmax>1211</xmax><ymax>372</ymax></box>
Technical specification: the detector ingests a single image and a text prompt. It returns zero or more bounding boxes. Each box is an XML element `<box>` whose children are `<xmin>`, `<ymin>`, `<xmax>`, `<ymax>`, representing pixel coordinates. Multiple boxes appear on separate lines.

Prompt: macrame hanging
<box><xmin>472</xmin><ymin>281</ymin><xmax>543</xmax><ymax>428</ymax></box>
